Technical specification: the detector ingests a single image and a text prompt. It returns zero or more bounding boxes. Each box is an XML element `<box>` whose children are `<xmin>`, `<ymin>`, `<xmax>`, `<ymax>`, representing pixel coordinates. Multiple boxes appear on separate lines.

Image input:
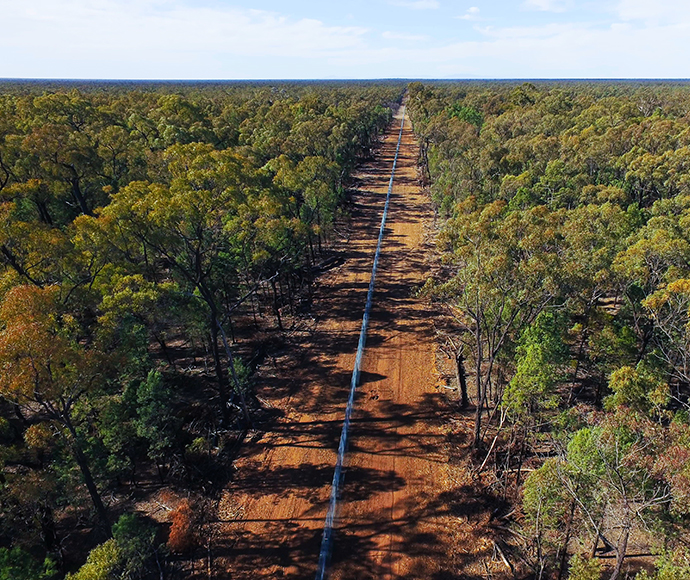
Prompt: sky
<box><xmin>1</xmin><ymin>0</ymin><xmax>689</xmax><ymax>80</ymax></box>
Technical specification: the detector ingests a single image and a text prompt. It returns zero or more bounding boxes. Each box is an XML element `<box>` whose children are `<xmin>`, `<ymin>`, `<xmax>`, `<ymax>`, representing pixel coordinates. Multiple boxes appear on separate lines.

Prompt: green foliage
<box><xmin>566</xmin><ymin>427</ymin><xmax>608</xmax><ymax>480</ymax></box>
<box><xmin>134</xmin><ymin>371</ymin><xmax>178</xmax><ymax>463</ymax></box>
<box><xmin>0</xmin><ymin>547</ymin><xmax>56</xmax><ymax>580</ymax></box>
<box><xmin>606</xmin><ymin>363</ymin><xmax>669</xmax><ymax>414</ymax></box>
<box><xmin>65</xmin><ymin>539</ymin><xmax>121</xmax><ymax>580</ymax></box>
<box><xmin>112</xmin><ymin>514</ymin><xmax>157</xmax><ymax>579</ymax></box>
<box><xmin>507</xmin><ymin>186</ymin><xmax>539</xmax><ymax>210</ymax></box>
<box><xmin>97</xmin><ymin>390</ymin><xmax>138</xmax><ymax>476</ymax></box>
<box><xmin>66</xmin><ymin>514</ymin><xmax>157</xmax><ymax>580</ymax></box>
<box><xmin>446</xmin><ymin>103</ymin><xmax>483</xmax><ymax>128</ymax></box>
<box><xmin>503</xmin><ymin>310</ymin><xmax>567</xmax><ymax>420</ymax></box>
<box><xmin>232</xmin><ymin>358</ymin><xmax>252</xmax><ymax>394</ymax></box>
<box><xmin>636</xmin><ymin>549</ymin><xmax>690</xmax><ymax>580</ymax></box>
<box><xmin>523</xmin><ymin>458</ymin><xmax>570</xmax><ymax>535</ymax></box>
<box><xmin>568</xmin><ymin>554</ymin><xmax>602</xmax><ymax>580</ymax></box>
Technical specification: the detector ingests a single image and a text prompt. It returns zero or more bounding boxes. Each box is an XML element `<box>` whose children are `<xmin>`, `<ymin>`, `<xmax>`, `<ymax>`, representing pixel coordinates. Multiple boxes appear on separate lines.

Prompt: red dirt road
<box><xmin>216</xmin><ymin>106</ymin><xmax>456</xmax><ymax>579</ymax></box>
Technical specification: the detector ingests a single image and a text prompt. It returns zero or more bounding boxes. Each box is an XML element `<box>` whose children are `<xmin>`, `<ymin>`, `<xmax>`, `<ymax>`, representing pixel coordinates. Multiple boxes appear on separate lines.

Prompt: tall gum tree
<box><xmin>0</xmin><ymin>285</ymin><xmax>111</xmax><ymax>532</ymax></box>
<box><xmin>432</xmin><ymin>199</ymin><xmax>561</xmax><ymax>448</ymax></box>
<box><xmin>90</xmin><ymin>143</ymin><xmax>257</xmax><ymax>424</ymax></box>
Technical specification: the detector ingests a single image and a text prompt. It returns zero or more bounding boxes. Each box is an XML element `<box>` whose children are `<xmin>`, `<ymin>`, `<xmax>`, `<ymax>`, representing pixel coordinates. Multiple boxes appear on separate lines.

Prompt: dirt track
<box><xmin>216</xmin><ymin>106</ymin><xmax>456</xmax><ymax>579</ymax></box>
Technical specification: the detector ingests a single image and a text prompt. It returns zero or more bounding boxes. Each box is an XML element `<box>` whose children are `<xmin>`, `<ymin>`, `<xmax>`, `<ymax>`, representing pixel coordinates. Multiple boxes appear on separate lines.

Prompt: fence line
<box><xmin>315</xmin><ymin>106</ymin><xmax>406</xmax><ymax>580</ymax></box>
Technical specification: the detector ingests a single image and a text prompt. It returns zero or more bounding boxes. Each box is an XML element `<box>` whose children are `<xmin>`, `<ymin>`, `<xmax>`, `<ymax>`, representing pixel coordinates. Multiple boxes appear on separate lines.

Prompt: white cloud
<box><xmin>617</xmin><ymin>0</ymin><xmax>690</xmax><ymax>23</ymax></box>
<box><xmin>388</xmin><ymin>0</ymin><xmax>440</xmax><ymax>10</ymax></box>
<box><xmin>426</xmin><ymin>19</ymin><xmax>690</xmax><ymax>77</ymax></box>
<box><xmin>382</xmin><ymin>31</ymin><xmax>428</xmax><ymax>41</ymax></box>
<box><xmin>457</xmin><ymin>6</ymin><xmax>480</xmax><ymax>20</ymax></box>
<box><xmin>325</xmin><ymin>15</ymin><xmax>690</xmax><ymax>79</ymax></box>
<box><xmin>1</xmin><ymin>0</ymin><xmax>690</xmax><ymax>79</ymax></box>
<box><xmin>522</xmin><ymin>0</ymin><xmax>570</xmax><ymax>13</ymax></box>
<box><xmin>0</xmin><ymin>0</ymin><xmax>368</xmax><ymax>74</ymax></box>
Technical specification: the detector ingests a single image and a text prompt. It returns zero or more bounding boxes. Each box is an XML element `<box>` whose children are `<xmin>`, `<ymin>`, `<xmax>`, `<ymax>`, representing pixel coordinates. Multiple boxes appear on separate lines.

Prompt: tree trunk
<box><xmin>155</xmin><ymin>333</ymin><xmax>175</xmax><ymax>367</ymax></box>
<box><xmin>590</xmin><ymin>523</ymin><xmax>613</xmax><ymax>559</ymax></box>
<box><xmin>271</xmin><ymin>279</ymin><xmax>283</xmax><ymax>331</ymax></box>
<box><xmin>1</xmin><ymin>245</ymin><xmax>44</xmax><ymax>287</ymax></box>
<box><xmin>36</xmin><ymin>200</ymin><xmax>53</xmax><ymax>225</ymax></box>
<box><xmin>209</xmin><ymin>319</ymin><xmax>231</xmax><ymax>425</ymax></box>
<box><xmin>474</xmin><ymin>380</ymin><xmax>483</xmax><ymax>448</ymax></box>
<box><xmin>557</xmin><ymin>498</ymin><xmax>577</xmax><ymax>580</ymax></box>
<box><xmin>66</xmin><ymin>426</ymin><xmax>111</xmax><ymax>535</ymax></box>
<box><xmin>14</xmin><ymin>404</ymin><xmax>27</xmax><ymax>425</ymax></box>
<box><xmin>635</xmin><ymin>327</ymin><xmax>653</xmax><ymax>364</ymax></box>
<box><xmin>70</xmin><ymin>172</ymin><xmax>93</xmax><ymax>215</ymax></box>
<box><xmin>455</xmin><ymin>350</ymin><xmax>469</xmax><ymax>409</ymax></box>
<box><xmin>568</xmin><ymin>298</ymin><xmax>599</xmax><ymax>405</ymax></box>
<box><xmin>609</xmin><ymin>525</ymin><xmax>630</xmax><ymax>580</ymax></box>
<box><xmin>0</xmin><ymin>153</ymin><xmax>10</xmax><ymax>191</ymax></box>
<box><xmin>474</xmin><ymin>323</ymin><xmax>483</xmax><ymax>449</ymax></box>
<box><xmin>228</xmin><ymin>315</ymin><xmax>236</xmax><ymax>344</ymax></box>
<box><xmin>39</xmin><ymin>503</ymin><xmax>59</xmax><ymax>554</ymax></box>
<box><xmin>590</xmin><ymin>527</ymin><xmax>600</xmax><ymax>559</ymax></box>
<box><xmin>514</xmin><ymin>426</ymin><xmax>527</xmax><ymax>493</ymax></box>
<box><xmin>216</xmin><ymin>319</ymin><xmax>252</xmax><ymax>427</ymax></box>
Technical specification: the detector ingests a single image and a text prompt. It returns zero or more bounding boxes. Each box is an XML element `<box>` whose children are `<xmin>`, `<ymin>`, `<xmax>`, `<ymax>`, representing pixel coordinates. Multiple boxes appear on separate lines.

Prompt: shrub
<box><xmin>569</xmin><ymin>554</ymin><xmax>602</xmax><ymax>580</ymax></box>
<box><xmin>167</xmin><ymin>499</ymin><xmax>197</xmax><ymax>553</ymax></box>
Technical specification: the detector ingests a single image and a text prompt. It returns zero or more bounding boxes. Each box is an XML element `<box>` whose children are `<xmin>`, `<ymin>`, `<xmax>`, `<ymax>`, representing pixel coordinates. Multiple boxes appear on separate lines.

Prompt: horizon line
<box><xmin>3</xmin><ymin>77</ymin><xmax>690</xmax><ymax>83</ymax></box>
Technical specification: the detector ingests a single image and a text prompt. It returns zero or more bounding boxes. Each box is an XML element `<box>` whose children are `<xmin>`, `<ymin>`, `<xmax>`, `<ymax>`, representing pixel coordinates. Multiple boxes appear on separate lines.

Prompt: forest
<box><xmin>0</xmin><ymin>81</ymin><xmax>402</xmax><ymax>578</ymax></box>
<box><xmin>3</xmin><ymin>78</ymin><xmax>690</xmax><ymax>580</ymax></box>
<box><xmin>407</xmin><ymin>80</ymin><xmax>690</xmax><ymax>580</ymax></box>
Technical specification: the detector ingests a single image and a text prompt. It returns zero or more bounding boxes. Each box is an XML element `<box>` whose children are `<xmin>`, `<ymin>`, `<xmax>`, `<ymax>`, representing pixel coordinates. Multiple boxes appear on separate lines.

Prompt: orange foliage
<box><xmin>0</xmin><ymin>285</ymin><xmax>105</xmax><ymax>407</ymax></box>
<box><xmin>24</xmin><ymin>423</ymin><xmax>55</xmax><ymax>449</ymax></box>
<box><xmin>167</xmin><ymin>499</ymin><xmax>198</xmax><ymax>553</ymax></box>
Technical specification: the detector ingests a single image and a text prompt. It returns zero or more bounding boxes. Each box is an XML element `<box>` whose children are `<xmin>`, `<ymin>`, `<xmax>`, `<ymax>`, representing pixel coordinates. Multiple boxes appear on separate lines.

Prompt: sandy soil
<box><xmin>214</xmin><ymin>107</ymin><xmax>462</xmax><ymax>579</ymax></box>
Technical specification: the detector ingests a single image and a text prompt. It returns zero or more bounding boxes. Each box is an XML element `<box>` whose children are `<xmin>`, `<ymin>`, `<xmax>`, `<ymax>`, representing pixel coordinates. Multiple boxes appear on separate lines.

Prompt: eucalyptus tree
<box><xmin>432</xmin><ymin>199</ymin><xmax>562</xmax><ymax>447</ymax></box>
<box><xmin>0</xmin><ymin>285</ymin><xmax>111</xmax><ymax>532</ymax></box>
<box><xmin>88</xmin><ymin>143</ymin><xmax>258</xmax><ymax>424</ymax></box>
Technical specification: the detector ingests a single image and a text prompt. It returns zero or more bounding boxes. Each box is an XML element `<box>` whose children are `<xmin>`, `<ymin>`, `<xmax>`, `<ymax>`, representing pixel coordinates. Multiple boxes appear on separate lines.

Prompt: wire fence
<box><xmin>315</xmin><ymin>106</ymin><xmax>407</xmax><ymax>580</ymax></box>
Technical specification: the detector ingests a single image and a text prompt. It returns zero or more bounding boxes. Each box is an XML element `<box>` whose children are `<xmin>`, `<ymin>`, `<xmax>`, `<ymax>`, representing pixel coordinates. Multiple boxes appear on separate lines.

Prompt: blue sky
<box><xmin>1</xmin><ymin>0</ymin><xmax>689</xmax><ymax>79</ymax></box>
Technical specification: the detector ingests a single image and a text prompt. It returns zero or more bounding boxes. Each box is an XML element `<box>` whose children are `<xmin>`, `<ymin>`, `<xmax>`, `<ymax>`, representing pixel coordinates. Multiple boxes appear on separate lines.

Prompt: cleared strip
<box><xmin>315</xmin><ymin>106</ymin><xmax>406</xmax><ymax>580</ymax></box>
